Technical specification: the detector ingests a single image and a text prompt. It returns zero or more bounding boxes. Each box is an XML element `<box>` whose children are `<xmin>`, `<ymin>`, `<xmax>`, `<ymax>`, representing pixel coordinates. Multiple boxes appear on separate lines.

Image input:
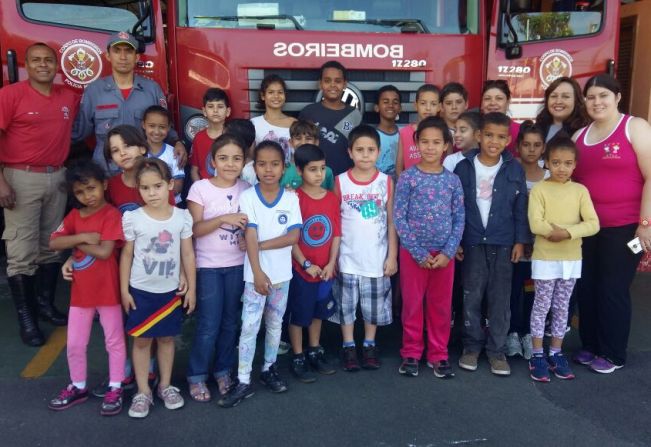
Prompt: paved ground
<box><xmin>0</xmin><ymin>273</ymin><xmax>649</xmax><ymax>447</ymax></box>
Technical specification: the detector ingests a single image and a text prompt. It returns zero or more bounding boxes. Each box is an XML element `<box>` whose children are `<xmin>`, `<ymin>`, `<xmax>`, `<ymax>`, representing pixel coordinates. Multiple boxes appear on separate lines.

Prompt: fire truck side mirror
<box><xmin>504</xmin><ymin>44</ymin><xmax>522</xmax><ymax>60</ymax></box>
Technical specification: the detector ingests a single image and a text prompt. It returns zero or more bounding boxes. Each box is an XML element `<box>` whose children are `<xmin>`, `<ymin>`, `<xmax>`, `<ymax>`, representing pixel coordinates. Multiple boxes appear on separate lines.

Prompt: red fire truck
<box><xmin>0</xmin><ymin>0</ymin><xmax>620</xmax><ymax>142</ymax></box>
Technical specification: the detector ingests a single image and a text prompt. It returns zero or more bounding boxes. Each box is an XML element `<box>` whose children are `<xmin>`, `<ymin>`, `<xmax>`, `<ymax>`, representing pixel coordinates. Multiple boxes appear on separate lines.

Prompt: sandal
<box><xmin>189</xmin><ymin>382</ymin><xmax>211</xmax><ymax>403</ymax></box>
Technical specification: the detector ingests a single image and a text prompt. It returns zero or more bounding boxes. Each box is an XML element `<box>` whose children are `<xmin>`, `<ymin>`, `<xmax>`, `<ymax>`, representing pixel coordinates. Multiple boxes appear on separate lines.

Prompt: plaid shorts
<box><xmin>330</xmin><ymin>273</ymin><xmax>392</xmax><ymax>326</ymax></box>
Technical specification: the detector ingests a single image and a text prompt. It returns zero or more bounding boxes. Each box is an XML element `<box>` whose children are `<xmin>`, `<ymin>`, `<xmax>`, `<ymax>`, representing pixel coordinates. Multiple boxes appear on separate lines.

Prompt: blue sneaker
<box><xmin>549</xmin><ymin>352</ymin><xmax>575</xmax><ymax>379</ymax></box>
<box><xmin>528</xmin><ymin>354</ymin><xmax>551</xmax><ymax>382</ymax></box>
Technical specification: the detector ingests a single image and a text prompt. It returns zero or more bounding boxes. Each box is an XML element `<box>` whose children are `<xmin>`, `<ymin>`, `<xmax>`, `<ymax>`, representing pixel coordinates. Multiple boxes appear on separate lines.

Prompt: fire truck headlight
<box><xmin>184</xmin><ymin>115</ymin><xmax>209</xmax><ymax>142</ymax></box>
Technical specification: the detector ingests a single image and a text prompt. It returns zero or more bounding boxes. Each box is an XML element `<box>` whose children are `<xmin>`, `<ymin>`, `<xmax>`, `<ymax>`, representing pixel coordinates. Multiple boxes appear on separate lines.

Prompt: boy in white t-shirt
<box><xmin>142</xmin><ymin>106</ymin><xmax>185</xmax><ymax>203</ymax></box>
<box><xmin>332</xmin><ymin>125</ymin><xmax>398</xmax><ymax>372</ymax></box>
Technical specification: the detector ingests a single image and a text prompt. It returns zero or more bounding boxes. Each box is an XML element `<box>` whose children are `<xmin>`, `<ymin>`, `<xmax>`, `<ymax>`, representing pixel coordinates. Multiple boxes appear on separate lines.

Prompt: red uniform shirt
<box><xmin>190</xmin><ymin>129</ymin><xmax>216</xmax><ymax>179</ymax></box>
<box><xmin>107</xmin><ymin>174</ymin><xmax>175</xmax><ymax>214</ymax></box>
<box><xmin>50</xmin><ymin>204</ymin><xmax>124</xmax><ymax>307</ymax></box>
<box><xmin>292</xmin><ymin>188</ymin><xmax>342</xmax><ymax>282</ymax></box>
<box><xmin>0</xmin><ymin>81</ymin><xmax>80</xmax><ymax>166</ymax></box>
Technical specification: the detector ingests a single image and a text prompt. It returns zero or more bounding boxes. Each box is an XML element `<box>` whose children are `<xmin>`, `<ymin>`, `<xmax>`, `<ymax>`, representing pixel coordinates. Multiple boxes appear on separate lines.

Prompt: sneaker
<box><xmin>361</xmin><ymin>345</ymin><xmax>381</xmax><ymax>370</ymax></box>
<box><xmin>548</xmin><ymin>352</ymin><xmax>575</xmax><ymax>379</ymax></box>
<box><xmin>290</xmin><ymin>354</ymin><xmax>317</xmax><ymax>384</ymax></box>
<box><xmin>589</xmin><ymin>356</ymin><xmax>624</xmax><ymax>374</ymax></box>
<box><xmin>128</xmin><ymin>392</ymin><xmax>153</xmax><ymax>418</ymax></box>
<box><xmin>521</xmin><ymin>334</ymin><xmax>534</xmax><ymax>360</ymax></box>
<box><xmin>217</xmin><ymin>382</ymin><xmax>254</xmax><ymax>408</ymax></box>
<box><xmin>277</xmin><ymin>341</ymin><xmax>291</xmax><ymax>355</ymax></box>
<box><xmin>398</xmin><ymin>358</ymin><xmax>419</xmax><ymax>377</ymax></box>
<box><xmin>573</xmin><ymin>349</ymin><xmax>596</xmax><ymax>365</ymax></box>
<box><xmin>506</xmin><ymin>332</ymin><xmax>523</xmax><ymax>357</ymax></box>
<box><xmin>431</xmin><ymin>360</ymin><xmax>455</xmax><ymax>379</ymax></box>
<box><xmin>259</xmin><ymin>363</ymin><xmax>288</xmax><ymax>393</ymax></box>
<box><xmin>458</xmin><ymin>350</ymin><xmax>479</xmax><ymax>371</ymax></box>
<box><xmin>342</xmin><ymin>346</ymin><xmax>361</xmax><ymax>372</ymax></box>
<box><xmin>489</xmin><ymin>354</ymin><xmax>511</xmax><ymax>376</ymax></box>
<box><xmin>529</xmin><ymin>354</ymin><xmax>551</xmax><ymax>382</ymax></box>
<box><xmin>307</xmin><ymin>346</ymin><xmax>336</xmax><ymax>375</ymax></box>
<box><xmin>100</xmin><ymin>387</ymin><xmax>123</xmax><ymax>416</ymax></box>
<box><xmin>216</xmin><ymin>374</ymin><xmax>235</xmax><ymax>397</ymax></box>
<box><xmin>157</xmin><ymin>385</ymin><xmax>185</xmax><ymax>410</ymax></box>
<box><xmin>48</xmin><ymin>384</ymin><xmax>89</xmax><ymax>411</ymax></box>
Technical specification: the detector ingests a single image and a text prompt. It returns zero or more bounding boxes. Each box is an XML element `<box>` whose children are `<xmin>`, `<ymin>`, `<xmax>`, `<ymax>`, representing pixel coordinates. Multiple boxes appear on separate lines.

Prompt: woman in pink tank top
<box><xmin>571</xmin><ymin>74</ymin><xmax>651</xmax><ymax>374</ymax></box>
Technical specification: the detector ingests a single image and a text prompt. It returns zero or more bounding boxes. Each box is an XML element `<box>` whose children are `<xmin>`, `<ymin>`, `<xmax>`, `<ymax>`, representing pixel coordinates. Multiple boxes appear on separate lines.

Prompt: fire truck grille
<box><xmin>248</xmin><ymin>69</ymin><xmax>426</xmax><ymax>124</ymax></box>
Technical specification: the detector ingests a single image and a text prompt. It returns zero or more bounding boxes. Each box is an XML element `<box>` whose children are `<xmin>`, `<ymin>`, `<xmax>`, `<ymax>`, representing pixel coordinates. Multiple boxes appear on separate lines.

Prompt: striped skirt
<box><xmin>125</xmin><ymin>286</ymin><xmax>183</xmax><ymax>338</ymax></box>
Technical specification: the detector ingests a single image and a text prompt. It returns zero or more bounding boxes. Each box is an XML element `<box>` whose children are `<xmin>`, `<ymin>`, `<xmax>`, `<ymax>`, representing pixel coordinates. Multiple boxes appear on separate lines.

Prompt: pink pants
<box><xmin>67</xmin><ymin>305</ymin><xmax>126</xmax><ymax>384</ymax></box>
<box><xmin>399</xmin><ymin>248</ymin><xmax>455</xmax><ymax>363</ymax></box>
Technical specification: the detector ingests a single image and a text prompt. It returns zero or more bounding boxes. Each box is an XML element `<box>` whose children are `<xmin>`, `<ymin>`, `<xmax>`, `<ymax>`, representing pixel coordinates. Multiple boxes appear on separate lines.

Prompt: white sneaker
<box><xmin>520</xmin><ymin>334</ymin><xmax>533</xmax><ymax>360</ymax></box>
<box><xmin>506</xmin><ymin>332</ymin><xmax>523</xmax><ymax>357</ymax></box>
<box><xmin>128</xmin><ymin>392</ymin><xmax>153</xmax><ymax>418</ymax></box>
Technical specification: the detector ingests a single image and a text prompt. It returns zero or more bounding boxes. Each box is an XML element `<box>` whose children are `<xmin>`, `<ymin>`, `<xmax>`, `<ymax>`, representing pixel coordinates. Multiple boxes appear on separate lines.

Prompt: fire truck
<box><xmin>0</xmin><ymin>0</ymin><xmax>620</xmax><ymax>142</ymax></box>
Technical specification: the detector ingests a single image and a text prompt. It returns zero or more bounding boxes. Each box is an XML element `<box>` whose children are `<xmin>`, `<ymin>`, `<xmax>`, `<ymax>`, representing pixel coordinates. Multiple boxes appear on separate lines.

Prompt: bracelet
<box><xmin>641</xmin><ymin>217</ymin><xmax>650</xmax><ymax>227</ymax></box>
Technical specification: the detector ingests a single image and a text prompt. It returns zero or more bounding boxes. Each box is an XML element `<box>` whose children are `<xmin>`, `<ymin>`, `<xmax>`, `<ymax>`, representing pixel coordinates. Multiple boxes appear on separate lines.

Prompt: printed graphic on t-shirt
<box><xmin>73</xmin><ymin>254</ymin><xmax>95</xmax><ymax>271</ymax></box>
<box><xmin>262</xmin><ymin>129</ymin><xmax>292</xmax><ymax>163</ymax></box>
<box><xmin>143</xmin><ymin>230</ymin><xmax>176</xmax><ymax>278</ymax></box>
<box><xmin>477</xmin><ymin>174</ymin><xmax>496</xmax><ymax>200</ymax></box>
<box><xmin>602</xmin><ymin>142</ymin><xmax>622</xmax><ymax>160</ymax></box>
<box><xmin>302</xmin><ymin>214</ymin><xmax>332</xmax><ymax>247</ymax></box>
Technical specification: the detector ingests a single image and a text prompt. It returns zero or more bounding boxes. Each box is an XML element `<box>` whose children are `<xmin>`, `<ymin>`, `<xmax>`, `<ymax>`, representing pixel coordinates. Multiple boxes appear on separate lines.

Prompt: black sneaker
<box><xmin>259</xmin><ymin>363</ymin><xmax>288</xmax><ymax>393</ymax></box>
<box><xmin>431</xmin><ymin>360</ymin><xmax>455</xmax><ymax>379</ymax></box>
<box><xmin>342</xmin><ymin>346</ymin><xmax>361</xmax><ymax>372</ymax></box>
<box><xmin>48</xmin><ymin>384</ymin><xmax>89</xmax><ymax>411</ymax></box>
<box><xmin>217</xmin><ymin>382</ymin><xmax>255</xmax><ymax>408</ymax></box>
<box><xmin>290</xmin><ymin>354</ymin><xmax>317</xmax><ymax>384</ymax></box>
<box><xmin>398</xmin><ymin>358</ymin><xmax>419</xmax><ymax>377</ymax></box>
<box><xmin>362</xmin><ymin>345</ymin><xmax>381</xmax><ymax>370</ymax></box>
<box><xmin>92</xmin><ymin>374</ymin><xmax>135</xmax><ymax>398</ymax></box>
<box><xmin>307</xmin><ymin>346</ymin><xmax>336</xmax><ymax>375</ymax></box>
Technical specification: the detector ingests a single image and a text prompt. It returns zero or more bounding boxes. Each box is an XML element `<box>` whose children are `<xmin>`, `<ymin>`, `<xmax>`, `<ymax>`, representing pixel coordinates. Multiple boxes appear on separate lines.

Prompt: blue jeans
<box><xmin>187</xmin><ymin>266</ymin><xmax>244</xmax><ymax>383</ymax></box>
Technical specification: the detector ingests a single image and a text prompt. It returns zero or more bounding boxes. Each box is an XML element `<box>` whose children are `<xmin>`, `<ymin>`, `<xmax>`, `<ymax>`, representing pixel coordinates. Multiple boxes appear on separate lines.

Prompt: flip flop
<box><xmin>189</xmin><ymin>382</ymin><xmax>211</xmax><ymax>403</ymax></box>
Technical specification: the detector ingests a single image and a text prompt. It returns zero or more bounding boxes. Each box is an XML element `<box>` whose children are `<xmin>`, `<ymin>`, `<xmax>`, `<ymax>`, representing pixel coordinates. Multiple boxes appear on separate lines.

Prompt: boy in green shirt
<box><xmin>281</xmin><ymin>120</ymin><xmax>334</xmax><ymax>191</ymax></box>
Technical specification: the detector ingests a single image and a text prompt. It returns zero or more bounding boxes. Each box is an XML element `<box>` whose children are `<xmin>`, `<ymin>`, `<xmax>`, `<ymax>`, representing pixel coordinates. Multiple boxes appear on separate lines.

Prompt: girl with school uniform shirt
<box><xmin>120</xmin><ymin>158</ymin><xmax>196</xmax><ymax>418</ymax></box>
<box><xmin>218</xmin><ymin>140</ymin><xmax>302</xmax><ymax>408</ymax></box>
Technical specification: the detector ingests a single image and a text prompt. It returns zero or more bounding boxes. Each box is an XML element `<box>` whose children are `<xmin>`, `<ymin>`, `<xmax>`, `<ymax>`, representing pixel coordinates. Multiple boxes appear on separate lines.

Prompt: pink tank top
<box><xmin>399</xmin><ymin>125</ymin><xmax>420</xmax><ymax>170</ymax></box>
<box><xmin>573</xmin><ymin>114</ymin><xmax>643</xmax><ymax>227</ymax></box>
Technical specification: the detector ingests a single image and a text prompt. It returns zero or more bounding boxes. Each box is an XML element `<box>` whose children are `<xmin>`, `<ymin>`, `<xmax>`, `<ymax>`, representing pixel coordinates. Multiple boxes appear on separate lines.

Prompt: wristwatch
<box><xmin>302</xmin><ymin>260</ymin><xmax>312</xmax><ymax>270</ymax></box>
<box><xmin>641</xmin><ymin>217</ymin><xmax>650</xmax><ymax>227</ymax></box>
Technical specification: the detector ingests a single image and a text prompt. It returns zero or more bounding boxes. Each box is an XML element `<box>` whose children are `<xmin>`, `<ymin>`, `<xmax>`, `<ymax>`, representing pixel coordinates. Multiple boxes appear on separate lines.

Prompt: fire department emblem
<box><xmin>60</xmin><ymin>39</ymin><xmax>103</xmax><ymax>87</ymax></box>
<box><xmin>539</xmin><ymin>49</ymin><xmax>573</xmax><ymax>89</ymax></box>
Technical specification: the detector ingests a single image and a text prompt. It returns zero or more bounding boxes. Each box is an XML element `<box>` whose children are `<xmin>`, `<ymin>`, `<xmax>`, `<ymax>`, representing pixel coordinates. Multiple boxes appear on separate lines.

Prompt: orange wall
<box><xmin>622</xmin><ymin>1</ymin><xmax>651</xmax><ymax>121</ymax></box>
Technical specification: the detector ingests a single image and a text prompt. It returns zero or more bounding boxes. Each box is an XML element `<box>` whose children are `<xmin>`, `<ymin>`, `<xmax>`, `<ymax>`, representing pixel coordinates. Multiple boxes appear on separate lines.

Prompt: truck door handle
<box><xmin>7</xmin><ymin>49</ymin><xmax>18</xmax><ymax>83</ymax></box>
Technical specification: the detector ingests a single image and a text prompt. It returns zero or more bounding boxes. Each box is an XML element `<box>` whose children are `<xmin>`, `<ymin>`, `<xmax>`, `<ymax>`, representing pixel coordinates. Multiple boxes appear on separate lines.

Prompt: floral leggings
<box><xmin>530</xmin><ymin>278</ymin><xmax>577</xmax><ymax>339</ymax></box>
<box><xmin>237</xmin><ymin>281</ymin><xmax>289</xmax><ymax>384</ymax></box>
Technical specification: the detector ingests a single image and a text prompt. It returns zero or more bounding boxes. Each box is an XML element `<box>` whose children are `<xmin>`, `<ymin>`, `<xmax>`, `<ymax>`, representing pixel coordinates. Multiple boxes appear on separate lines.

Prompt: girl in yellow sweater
<box><xmin>527</xmin><ymin>137</ymin><xmax>599</xmax><ymax>382</ymax></box>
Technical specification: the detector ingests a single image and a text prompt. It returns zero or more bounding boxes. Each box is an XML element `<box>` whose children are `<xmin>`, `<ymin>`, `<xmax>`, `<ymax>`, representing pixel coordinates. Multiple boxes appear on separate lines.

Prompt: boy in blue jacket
<box><xmin>453</xmin><ymin>112</ymin><xmax>529</xmax><ymax>376</ymax></box>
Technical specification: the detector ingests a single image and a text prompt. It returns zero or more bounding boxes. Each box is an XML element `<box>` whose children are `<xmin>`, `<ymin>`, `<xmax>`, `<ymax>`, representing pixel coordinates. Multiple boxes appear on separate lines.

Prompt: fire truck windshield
<box><xmin>182</xmin><ymin>0</ymin><xmax>479</xmax><ymax>35</ymax></box>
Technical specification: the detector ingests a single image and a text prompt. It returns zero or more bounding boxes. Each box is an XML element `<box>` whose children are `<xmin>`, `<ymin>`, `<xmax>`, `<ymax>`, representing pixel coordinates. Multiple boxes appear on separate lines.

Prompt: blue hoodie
<box><xmin>453</xmin><ymin>148</ymin><xmax>529</xmax><ymax>247</ymax></box>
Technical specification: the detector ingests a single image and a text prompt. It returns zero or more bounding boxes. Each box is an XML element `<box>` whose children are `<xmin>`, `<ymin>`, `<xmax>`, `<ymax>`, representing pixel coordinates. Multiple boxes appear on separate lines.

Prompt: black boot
<box><xmin>36</xmin><ymin>263</ymin><xmax>67</xmax><ymax>326</ymax></box>
<box><xmin>8</xmin><ymin>274</ymin><xmax>45</xmax><ymax>347</ymax></box>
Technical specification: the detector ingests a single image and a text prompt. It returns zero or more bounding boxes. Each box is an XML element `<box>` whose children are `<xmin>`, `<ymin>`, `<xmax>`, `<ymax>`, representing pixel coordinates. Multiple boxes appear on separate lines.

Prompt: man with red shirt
<box><xmin>0</xmin><ymin>43</ymin><xmax>80</xmax><ymax>346</ymax></box>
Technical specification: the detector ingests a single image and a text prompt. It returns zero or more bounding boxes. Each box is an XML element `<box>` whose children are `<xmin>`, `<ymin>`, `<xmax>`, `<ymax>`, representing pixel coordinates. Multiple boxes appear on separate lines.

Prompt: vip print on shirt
<box><xmin>143</xmin><ymin>230</ymin><xmax>177</xmax><ymax>278</ymax></box>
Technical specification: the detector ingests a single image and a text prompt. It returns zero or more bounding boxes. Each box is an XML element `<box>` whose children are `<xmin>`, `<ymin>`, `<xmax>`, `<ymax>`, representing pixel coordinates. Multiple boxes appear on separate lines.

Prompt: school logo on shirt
<box><xmin>302</xmin><ymin>215</ymin><xmax>332</xmax><ymax>247</ymax></box>
<box><xmin>62</xmin><ymin>106</ymin><xmax>70</xmax><ymax>120</ymax></box>
<box><xmin>278</xmin><ymin>214</ymin><xmax>288</xmax><ymax>225</ymax></box>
